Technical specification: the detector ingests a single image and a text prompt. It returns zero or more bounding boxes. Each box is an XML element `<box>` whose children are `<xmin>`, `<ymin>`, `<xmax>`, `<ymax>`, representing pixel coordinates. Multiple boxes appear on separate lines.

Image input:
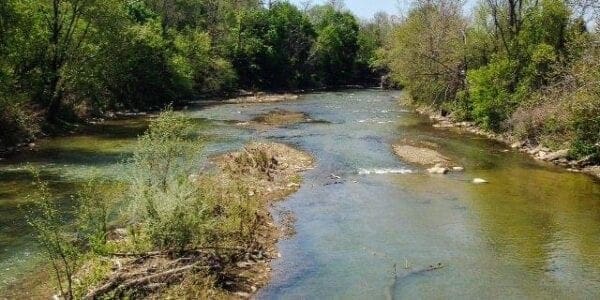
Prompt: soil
<box><xmin>209</xmin><ymin>142</ymin><xmax>314</xmax><ymax>297</ymax></box>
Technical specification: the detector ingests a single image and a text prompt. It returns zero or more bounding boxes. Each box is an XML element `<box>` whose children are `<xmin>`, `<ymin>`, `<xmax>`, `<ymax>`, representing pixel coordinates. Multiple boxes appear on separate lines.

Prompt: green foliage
<box><xmin>0</xmin><ymin>96</ymin><xmax>39</xmax><ymax>147</ymax></box>
<box><xmin>75</xmin><ymin>178</ymin><xmax>122</xmax><ymax>254</ymax></box>
<box><xmin>233</xmin><ymin>3</ymin><xmax>316</xmax><ymax>89</ymax></box>
<box><xmin>383</xmin><ymin>1</ymin><xmax>466</xmax><ymax>104</ymax></box>
<box><xmin>566</xmin><ymin>49</ymin><xmax>600</xmax><ymax>161</ymax></box>
<box><xmin>312</xmin><ymin>7</ymin><xmax>360</xmax><ymax>86</ymax></box>
<box><xmin>468</xmin><ymin>57</ymin><xmax>518</xmax><ymax>130</ymax></box>
<box><xmin>382</xmin><ymin>0</ymin><xmax>599</xmax><ymax>156</ymax></box>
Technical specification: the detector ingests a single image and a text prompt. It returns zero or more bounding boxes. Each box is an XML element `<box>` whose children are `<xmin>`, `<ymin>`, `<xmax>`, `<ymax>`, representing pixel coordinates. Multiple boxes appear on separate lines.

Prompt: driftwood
<box><xmin>385</xmin><ymin>263</ymin><xmax>445</xmax><ymax>300</ymax></box>
<box><xmin>84</xmin><ymin>262</ymin><xmax>210</xmax><ymax>299</ymax></box>
<box><xmin>84</xmin><ymin>274</ymin><xmax>124</xmax><ymax>300</ymax></box>
<box><xmin>108</xmin><ymin>246</ymin><xmax>247</xmax><ymax>258</ymax></box>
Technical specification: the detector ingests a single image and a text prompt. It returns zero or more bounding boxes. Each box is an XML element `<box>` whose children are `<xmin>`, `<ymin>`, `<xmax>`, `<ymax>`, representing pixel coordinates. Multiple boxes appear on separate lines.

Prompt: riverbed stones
<box><xmin>227</xmin><ymin>93</ymin><xmax>298</xmax><ymax>104</ymax></box>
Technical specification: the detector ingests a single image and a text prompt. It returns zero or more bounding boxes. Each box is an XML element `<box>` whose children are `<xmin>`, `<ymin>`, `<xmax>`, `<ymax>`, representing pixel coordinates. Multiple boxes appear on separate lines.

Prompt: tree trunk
<box><xmin>46</xmin><ymin>75</ymin><xmax>63</xmax><ymax>123</ymax></box>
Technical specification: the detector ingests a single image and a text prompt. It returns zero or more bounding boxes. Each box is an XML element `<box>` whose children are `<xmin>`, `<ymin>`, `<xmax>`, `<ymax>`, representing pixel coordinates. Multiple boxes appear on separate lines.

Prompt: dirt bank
<box><xmin>206</xmin><ymin>142</ymin><xmax>314</xmax><ymax>298</ymax></box>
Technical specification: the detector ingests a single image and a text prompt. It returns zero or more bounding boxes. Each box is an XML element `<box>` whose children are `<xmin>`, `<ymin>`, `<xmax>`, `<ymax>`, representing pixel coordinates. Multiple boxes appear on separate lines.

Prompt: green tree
<box><xmin>233</xmin><ymin>3</ymin><xmax>315</xmax><ymax>89</ymax></box>
<box><xmin>312</xmin><ymin>6</ymin><xmax>360</xmax><ymax>86</ymax></box>
<box><xmin>383</xmin><ymin>0</ymin><xmax>467</xmax><ymax>104</ymax></box>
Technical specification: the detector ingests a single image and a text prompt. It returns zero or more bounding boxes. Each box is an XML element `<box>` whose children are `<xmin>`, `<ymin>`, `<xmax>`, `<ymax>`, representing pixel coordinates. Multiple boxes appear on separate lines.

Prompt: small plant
<box><xmin>25</xmin><ymin>169</ymin><xmax>80</xmax><ymax>300</ymax></box>
<box><xmin>75</xmin><ymin>178</ymin><xmax>121</xmax><ymax>254</ymax></box>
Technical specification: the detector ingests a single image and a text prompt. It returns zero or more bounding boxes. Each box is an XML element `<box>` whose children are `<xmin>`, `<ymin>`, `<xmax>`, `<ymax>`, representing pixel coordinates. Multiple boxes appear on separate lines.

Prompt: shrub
<box><xmin>569</xmin><ymin>94</ymin><xmax>600</xmax><ymax>162</ymax></box>
<box><xmin>467</xmin><ymin>57</ymin><xmax>518</xmax><ymax>131</ymax></box>
<box><xmin>75</xmin><ymin>178</ymin><xmax>122</xmax><ymax>254</ymax></box>
<box><xmin>125</xmin><ymin>109</ymin><xmax>212</xmax><ymax>251</ymax></box>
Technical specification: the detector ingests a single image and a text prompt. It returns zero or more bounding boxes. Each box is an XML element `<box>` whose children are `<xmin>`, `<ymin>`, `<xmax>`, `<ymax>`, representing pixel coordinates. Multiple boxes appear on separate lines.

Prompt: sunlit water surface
<box><xmin>195</xmin><ymin>90</ymin><xmax>600</xmax><ymax>299</ymax></box>
<box><xmin>1</xmin><ymin>90</ymin><xmax>599</xmax><ymax>298</ymax></box>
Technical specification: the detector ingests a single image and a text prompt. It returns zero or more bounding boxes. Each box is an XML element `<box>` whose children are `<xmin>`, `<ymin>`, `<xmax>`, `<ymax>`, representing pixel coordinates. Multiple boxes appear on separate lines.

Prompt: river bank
<box><xmin>400</xmin><ymin>99</ymin><xmax>600</xmax><ymax>180</ymax></box>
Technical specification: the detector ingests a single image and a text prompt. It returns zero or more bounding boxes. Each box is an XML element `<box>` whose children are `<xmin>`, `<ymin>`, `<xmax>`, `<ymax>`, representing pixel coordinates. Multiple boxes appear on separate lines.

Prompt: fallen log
<box><xmin>107</xmin><ymin>246</ymin><xmax>246</xmax><ymax>258</ymax></box>
<box><xmin>84</xmin><ymin>262</ymin><xmax>210</xmax><ymax>299</ymax></box>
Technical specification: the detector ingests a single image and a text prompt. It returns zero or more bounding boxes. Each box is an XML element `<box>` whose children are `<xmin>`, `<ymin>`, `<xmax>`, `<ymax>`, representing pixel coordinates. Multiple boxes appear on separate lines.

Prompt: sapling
<box><xmin>26</xmin><ymin>169</ymin><xmax>80</xmax><ymax>300</ymax></box>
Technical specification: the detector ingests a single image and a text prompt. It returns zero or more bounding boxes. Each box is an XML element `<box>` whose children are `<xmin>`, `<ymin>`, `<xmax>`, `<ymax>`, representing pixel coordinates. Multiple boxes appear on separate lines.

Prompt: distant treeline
<box><xmin>378</xmin><ymin>0</ymin><xmax>600</xmax><ymax>162</ymax></box>
<box><xmin>0</xmin><ymin>0</ymin><xmax>386</xmax><ymax>147</ymax></box>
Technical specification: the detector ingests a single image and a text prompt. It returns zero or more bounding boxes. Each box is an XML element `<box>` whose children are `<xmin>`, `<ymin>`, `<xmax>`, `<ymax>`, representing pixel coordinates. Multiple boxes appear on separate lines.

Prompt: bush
<box><xmin>75</xmin><ymin>178</ymin><xmax>122</xmax><ymax>254</ymax></box>
<box><xmin>124</xmin><ymin>109</ymin><xmax>209</xmax><ymax>251</ymax></box>
<box><xmin>467</xmin><ymin>57</ymin><xmax>518</xmax><ymax>131</ymax></box>
<box><xmin>569</xmin><ymin>94</ymin><xmax>600</xmax><ymax>162</ymax></box>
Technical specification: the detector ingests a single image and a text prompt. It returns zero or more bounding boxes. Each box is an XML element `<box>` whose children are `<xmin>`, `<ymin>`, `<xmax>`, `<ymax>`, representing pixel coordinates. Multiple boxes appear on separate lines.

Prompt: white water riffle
<box><xmin>358</xmin><ymin>168</ymin><xmax>413</xmax><ymax>175</ymax></box>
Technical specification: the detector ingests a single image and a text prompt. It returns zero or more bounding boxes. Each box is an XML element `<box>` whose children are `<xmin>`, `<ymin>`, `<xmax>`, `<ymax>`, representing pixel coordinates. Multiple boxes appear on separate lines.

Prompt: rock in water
<box><xmin>472</xmin><ymin>178</ymin><xmax>488</xmax><ymax>184</ymax></box>
<box><xmin>452</xmin><ymin>166</ymin><xmax>465</xmax><ymax>172</ymax></box>
<box><xmin>428</xmin><ymin>164</ymin><xmax>449</xmax><ymax>174</ymax></box>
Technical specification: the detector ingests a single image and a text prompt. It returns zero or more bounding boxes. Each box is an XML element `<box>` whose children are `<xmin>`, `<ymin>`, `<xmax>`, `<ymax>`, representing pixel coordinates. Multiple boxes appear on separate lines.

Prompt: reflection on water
<box><xmin>196</xmin><ymin>90</ymin><xmax>600</xmax><ymax>299</ymax></box>
<box><xmin>1</xmin><ymin>90</ymin><xmax>599</xmax><ymax>298</ymax></box>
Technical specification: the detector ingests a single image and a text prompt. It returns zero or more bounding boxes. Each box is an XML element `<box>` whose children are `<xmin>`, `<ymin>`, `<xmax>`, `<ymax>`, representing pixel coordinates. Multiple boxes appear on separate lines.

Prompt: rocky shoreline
<box><xmin>413</xmin><ymin>106</ymin><xmax>600</xmax><ymax>180</ymax></box>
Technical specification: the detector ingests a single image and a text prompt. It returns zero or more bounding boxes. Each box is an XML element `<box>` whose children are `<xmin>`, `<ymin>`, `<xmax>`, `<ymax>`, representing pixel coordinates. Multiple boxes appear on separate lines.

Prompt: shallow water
<box><xmin>195</xmin><ymin>90</ymin><xmax>600</xmax><ymax>299</ymax></box>
<box><xmin>0</xmin><ymin>119</ymin><xmax>148</xmax><ymax>293</ymax></box>
<box><xmin>1</xmin><ymin>90</ymin><xmax>599</xmax><ymax>298</ymax></box>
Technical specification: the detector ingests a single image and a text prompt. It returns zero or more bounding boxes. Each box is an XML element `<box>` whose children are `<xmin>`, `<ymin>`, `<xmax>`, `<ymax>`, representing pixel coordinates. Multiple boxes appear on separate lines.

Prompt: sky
<box><xmin>288</xmin><ymin>0</ymin><xmax>480</xmax><ymax>20</ymax></box>
<box><xmin>289</xmin><ymin>0</ymin><xmax>403</xmax><ymax>19</ymax></box>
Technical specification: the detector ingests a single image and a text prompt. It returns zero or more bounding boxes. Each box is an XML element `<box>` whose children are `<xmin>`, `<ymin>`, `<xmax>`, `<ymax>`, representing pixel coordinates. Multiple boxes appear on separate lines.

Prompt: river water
<box><xmin>1</xmin><ymin>89</ymin><xmax>600</xmax><ymax>298</ymax></box>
